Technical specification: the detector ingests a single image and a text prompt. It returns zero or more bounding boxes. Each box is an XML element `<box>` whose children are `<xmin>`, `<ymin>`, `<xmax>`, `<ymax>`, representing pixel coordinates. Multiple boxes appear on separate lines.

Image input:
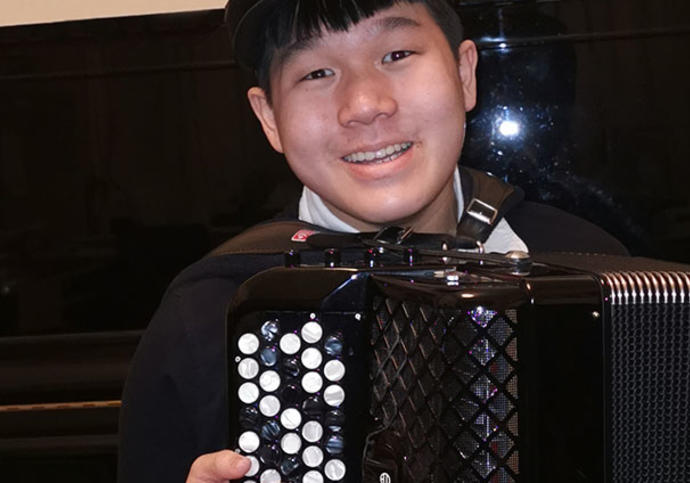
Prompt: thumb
<box><xmin>186</xmin><ymin>450</ymin><xmax>251</xmax><ymax>483</ymax></box>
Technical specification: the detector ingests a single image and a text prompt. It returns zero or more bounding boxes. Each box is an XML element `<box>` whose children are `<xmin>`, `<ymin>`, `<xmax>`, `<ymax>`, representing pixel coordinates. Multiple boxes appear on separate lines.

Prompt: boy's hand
<box><xmin>186</xmin><ymin>450</ymin><xmax>250</xmax><ymax>482</ymax></box>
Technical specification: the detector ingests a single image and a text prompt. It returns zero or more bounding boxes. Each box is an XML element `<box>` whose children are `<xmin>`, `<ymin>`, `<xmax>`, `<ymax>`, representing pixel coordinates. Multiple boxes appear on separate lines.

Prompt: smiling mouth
<box><xmin>342</xmin><ymin>142</ymin><xmax>413</xmax><ymax>164</ymax></box>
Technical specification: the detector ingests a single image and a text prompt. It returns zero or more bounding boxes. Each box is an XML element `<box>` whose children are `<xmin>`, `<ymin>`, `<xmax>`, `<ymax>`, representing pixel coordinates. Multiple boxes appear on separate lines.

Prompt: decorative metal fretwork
<box><xmin>370</xmin><ymin>296</ymin><xmax>519</xmax><ymax>482</ymax></box>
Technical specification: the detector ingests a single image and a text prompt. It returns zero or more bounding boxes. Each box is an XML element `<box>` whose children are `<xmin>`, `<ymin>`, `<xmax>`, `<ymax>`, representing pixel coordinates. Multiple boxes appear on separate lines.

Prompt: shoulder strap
<box><xmin>210</xmin><ymin>168</ymin><xmax>524</xmax><ymax>256</ymax></box>
<box><xmin>457</xmin><ymin>166</ymin><xmax>524</xmax><ymax>243</ymax></box>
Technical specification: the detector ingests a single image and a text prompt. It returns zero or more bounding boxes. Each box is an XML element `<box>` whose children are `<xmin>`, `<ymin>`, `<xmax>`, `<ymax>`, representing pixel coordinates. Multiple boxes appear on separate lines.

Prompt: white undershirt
<box><xmin>298</xmin><ymin>167</ymin><xmax>528</xmax><ymax>254</ymax></box>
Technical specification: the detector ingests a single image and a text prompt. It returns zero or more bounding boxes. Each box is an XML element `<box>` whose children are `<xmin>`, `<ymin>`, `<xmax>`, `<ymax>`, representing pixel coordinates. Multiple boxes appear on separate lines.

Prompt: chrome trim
<box><xmin>639</xmin><ymin>272</ymin><xmax>652</xmax><ymax>304</ymax></box>
<box><xmin>657</xmin><ymin>272</ymin><xmax>669</xmax><ymax>304</ymax></box>
<box><xmin>679</xmin><ymin>272</ymin><xmax>690</xmax><ymax>304</ymax></box>
<box><xmin>667</xmin><ymin>272</ymin><xmax>678</xmax><ymax>304</ymax></box>
<box><xmin>623</xmin><ymin>272</ymin><xmax>636</xmax><ymax>304</ymax></box>
<box><xmin>466</xmin><ymin>198</ymin><xmax>499</xmax><ymax>225</ymax></box>
<box><xmin>602</xmin><ymin>271</ymin><xmax>690</xmax><ymax>306</ymax></box>
<box><xmin>604</xmin><ymin>273</ymin><xmax>620</xmax><ymax>305</ymax></box>
<box><xmin>632</xmin><ymin>272</ymin><xmax>645</xmax><ymax>304</ymax></box>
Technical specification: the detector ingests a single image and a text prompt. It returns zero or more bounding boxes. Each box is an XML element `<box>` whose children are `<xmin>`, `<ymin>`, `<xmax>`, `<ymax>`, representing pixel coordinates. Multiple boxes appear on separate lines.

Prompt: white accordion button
<box><xmin>259</xmin><ymin>395</ymin><xmax>280</xmax><ymax>417</ymax></box>
<box><xmin>281</xmin><ymin>432</ymin><xmax>302</xmax><ymax>455</ymax></box>
<box><xmin>259</xmin><ymin>469</ymin><xmax>281</xmax><ymax>483</ymax></box>
<box><xmin>301</xmin><ymin>321</ymin><xmax>323</xmax><ymax>343</ymax></box>
<box><xmin>323</xmin><ymin>360</ymin><xmax>345</xmax><ymax>382</ymax></box>
<box><xmin>302</xmin><ymin>470</ymin><xmax>324</xmax><ymax>483</ymax></box>
<box><xmin>302</xmin><ymin>445</ymin><xmax>324</xmax><ymax>468</ymax></box>
<box><xmin>238</xmin><ymin>431</ymin><xmax>260</xmax><ymax>453</ymax></box>
<box><xmin>324</xmin><ymin>385</ymin><xmax>345</xmax><ymax>407</ymax></box>
<box><xmin>280</xmin><ymin>333</ymin><xmax>301</xmax><ymax>355</ymax></box>
<box><xmin>301</xmin><ymin>372</ymin><xmax>323</xmax><ymax>394</ymax></box>
<box><xmin>280</xmin><ymin>408</ymin><xmax>302</xmax><ymax>430</ymax></box>
<box><xmin>237</xmin><ymin>358</ymin><xmax>259</xmax><ymax>379</ymax></box>
<box><xmin>324</xmin><ymin>459</ymin><xmax>346</xmax><ymax>481</ymax></box>
<box><xmin>259</xmin><ymin>370</ymin><xmax>280</xmax><ymax>392</ymax></box>
<box><xmin>302</xmin><ymin>421</ymin><xmax>323</xmax><ymax>443</ymax></box>
<box><xmin>246</xmin><ymin>456</ymin><xmax>260</xmax><ymax>476</ymax></box>
<box><xmin>238</xmin><ymin>382</ymin><xmax>259</xmax><ymax>404</ymax></box>
<box><xmin>301</xmin><ymin>347</ymin><xmax>323</xmax><ymax>370</ymax></box>
<box><xmin>238</xmin><ymin>333</ymin><xmax>260</xmax><ymax>355</ymax></box>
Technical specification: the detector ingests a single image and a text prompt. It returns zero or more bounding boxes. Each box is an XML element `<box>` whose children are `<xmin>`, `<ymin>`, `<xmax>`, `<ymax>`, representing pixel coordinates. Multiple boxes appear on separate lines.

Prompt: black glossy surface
<box><xmin>517</xmin><ymin>302</ymin><xmax>605</xmax><ymax>481</ymax></box>
<box><xmin>459</xmin><ymin>1</ymin><xmax>690</xmax><ymax>261</ymax></box>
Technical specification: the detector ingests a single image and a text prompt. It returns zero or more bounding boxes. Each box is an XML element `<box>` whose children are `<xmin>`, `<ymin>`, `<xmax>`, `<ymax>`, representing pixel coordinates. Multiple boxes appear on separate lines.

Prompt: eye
<box><xmin>382</xmin><ymin>50</ymin><xmax>413</xmax><ymax>63</ymax></box>
<box><xmin>302</xmin><ymin>68</ymin><xmax>334</xmax><ymax>81</ymax></box>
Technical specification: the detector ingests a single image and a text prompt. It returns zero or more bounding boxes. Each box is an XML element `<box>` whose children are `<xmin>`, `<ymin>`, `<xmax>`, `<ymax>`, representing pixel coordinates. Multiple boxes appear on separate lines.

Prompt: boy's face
<box><xmin>248</xmin><ymin>2</ymin><xmax>477</xmax><ymax>233</ymax></box>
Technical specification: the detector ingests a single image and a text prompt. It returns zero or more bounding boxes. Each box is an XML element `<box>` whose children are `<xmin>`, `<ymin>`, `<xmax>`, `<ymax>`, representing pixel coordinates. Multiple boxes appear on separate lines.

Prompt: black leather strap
<box><xmin>456</xmin><ymin>167</ymin><xmax>524</xmax><ymax>243</ymax></box>
<box><xmin>210</xmin><ymin>168</ymin><xmax>524</xmax><ymax>256</ymax></box>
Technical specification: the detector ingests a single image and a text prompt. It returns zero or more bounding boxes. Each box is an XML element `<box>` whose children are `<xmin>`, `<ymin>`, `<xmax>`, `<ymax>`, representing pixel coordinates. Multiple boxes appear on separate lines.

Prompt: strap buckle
<box><xmin>373</xmin><ymin>226</ymin><xmax>414</xmax><ymax>245</ymax></box>
<box><xmin>465</xmin><ymin>198</ymin><xmax>499</xmax><ymax>226</ymax></box>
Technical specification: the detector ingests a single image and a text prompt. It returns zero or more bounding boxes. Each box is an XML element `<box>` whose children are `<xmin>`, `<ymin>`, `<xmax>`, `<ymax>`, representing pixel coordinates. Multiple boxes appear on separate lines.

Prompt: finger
<box><xmin>186</xmin><ymin>450</ymin><xmax>251</xmax><ymax>482</ymax></box>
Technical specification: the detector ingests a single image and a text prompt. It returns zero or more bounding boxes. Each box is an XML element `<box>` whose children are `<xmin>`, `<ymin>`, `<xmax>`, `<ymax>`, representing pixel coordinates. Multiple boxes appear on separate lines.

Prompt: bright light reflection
<box><xmin>498</xmin><ymin>120</ymin><xmax>520</xmax><ymax>137</ymax></box>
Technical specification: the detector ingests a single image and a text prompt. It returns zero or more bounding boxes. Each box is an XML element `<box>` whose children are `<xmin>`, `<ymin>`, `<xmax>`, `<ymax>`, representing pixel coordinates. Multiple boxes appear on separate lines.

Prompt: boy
<box><xmin>118</xmin><ymin>1</ymin><xmax>626</xmax><ymax>481</ymax></box>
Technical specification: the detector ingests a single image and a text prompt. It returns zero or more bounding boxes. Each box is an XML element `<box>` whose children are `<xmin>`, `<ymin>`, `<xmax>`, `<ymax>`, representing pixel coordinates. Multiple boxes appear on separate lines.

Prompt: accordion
<box><xmin>226</xmin><ymin>249</ymin><xmax>690</xmax><ymax>482</ymax></box>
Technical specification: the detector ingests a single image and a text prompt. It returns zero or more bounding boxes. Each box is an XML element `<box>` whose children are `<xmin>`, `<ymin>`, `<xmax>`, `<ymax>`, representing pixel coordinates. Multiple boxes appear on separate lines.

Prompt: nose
<box><xmin>337</xmin><ymin>70</ymin><xmax>397</xmax><ymax>126</ymax></box>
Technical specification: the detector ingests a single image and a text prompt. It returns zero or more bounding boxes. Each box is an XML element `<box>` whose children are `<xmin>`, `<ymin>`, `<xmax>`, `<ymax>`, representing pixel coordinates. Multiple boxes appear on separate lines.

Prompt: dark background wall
<box><xmin>0</xmin><ymin>1</ymin><xmax>688</xmax><ymax>332</ymax></box>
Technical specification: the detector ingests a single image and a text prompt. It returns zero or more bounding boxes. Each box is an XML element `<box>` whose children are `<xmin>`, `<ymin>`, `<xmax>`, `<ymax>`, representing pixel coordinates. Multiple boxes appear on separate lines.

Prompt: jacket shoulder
<box><xmin>506</xmin><ymin>201</ymin><xmax>629</xmax><ymax>255</ymax></box>
<box><xmin>209</xmin><ymin>220</ymin><xmax>316</xmax><ymax>256</ymax></box>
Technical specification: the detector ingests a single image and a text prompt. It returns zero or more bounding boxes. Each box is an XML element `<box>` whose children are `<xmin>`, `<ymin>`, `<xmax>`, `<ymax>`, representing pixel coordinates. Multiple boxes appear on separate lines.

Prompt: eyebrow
<box><xmin>276</xmin><ymin>15</ymin><xmax>422</xmax><ymax>68</ymax></box>
<box><xmin>374</xmin><ymin>15</ymin><xmax>422</xmax><ymax>33</ymax></box>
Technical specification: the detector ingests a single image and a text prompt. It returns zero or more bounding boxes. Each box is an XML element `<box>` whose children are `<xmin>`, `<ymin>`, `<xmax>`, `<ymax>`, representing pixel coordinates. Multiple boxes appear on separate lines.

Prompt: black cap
<box><xmin>225</xmin><ymin>0</ymin><xmax>276</xmax><ymax>71</ymax></box>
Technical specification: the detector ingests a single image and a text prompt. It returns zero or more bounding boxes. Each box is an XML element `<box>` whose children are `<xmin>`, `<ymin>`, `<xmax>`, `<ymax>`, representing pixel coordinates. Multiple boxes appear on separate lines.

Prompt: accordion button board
<box><xmin>231</xmin><ymin>313</ymin><xmax>354</xmax><ymax>482</ymax></box>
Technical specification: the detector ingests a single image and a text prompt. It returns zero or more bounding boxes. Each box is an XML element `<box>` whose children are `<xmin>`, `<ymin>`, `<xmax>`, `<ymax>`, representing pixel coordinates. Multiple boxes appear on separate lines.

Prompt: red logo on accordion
<box><xmin>291</xmin><ymin>229</ymin><xmax>316</xmax><ymax>242</ymax></box>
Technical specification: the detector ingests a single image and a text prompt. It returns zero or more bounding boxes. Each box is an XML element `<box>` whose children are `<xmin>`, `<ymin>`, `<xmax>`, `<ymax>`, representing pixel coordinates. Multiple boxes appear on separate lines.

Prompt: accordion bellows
<box><xmin>226</xmin><ymin>253</ymin><xmax>690</xmax><ymax>482</ymax></box>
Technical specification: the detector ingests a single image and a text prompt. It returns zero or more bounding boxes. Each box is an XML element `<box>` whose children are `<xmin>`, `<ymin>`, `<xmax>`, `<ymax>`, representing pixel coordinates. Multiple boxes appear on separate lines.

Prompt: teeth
<box><xmin>343</xmin><ymin>142</ymin><xmax>412</xmax><ymax>164</ymax></box>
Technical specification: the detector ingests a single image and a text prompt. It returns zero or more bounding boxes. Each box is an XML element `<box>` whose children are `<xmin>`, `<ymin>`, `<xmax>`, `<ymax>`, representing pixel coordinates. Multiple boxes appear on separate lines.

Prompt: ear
<box><xmin>247</xmin><ymin>86</ymin><xmax>284</xmax><ymax>153</ymax></box>
<box><xmin>457</xmin><ymin>40</ymin><xmax>478</xmax><ymax>112</ymax></box>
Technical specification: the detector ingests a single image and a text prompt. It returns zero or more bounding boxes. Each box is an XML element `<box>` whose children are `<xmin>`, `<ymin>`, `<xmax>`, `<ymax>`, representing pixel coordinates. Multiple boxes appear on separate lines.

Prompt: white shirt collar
<box><xmin>298</xmin><ymin>167</ymin><xmax>528</xmax><ymax>253</ymax></box>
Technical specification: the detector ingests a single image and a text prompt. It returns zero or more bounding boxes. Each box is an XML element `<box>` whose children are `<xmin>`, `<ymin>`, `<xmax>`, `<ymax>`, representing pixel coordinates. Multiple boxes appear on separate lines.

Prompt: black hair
<box><xmin>255</xmin><ymin>0</ymin><xmax>464</xmax><ymax>102</ymax></box>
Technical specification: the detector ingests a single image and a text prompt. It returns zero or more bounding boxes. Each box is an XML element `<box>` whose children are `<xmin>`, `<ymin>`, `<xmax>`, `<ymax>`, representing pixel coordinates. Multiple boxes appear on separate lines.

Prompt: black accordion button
<box><xmin>261</xmin><ymin>319</ymin><xmax>280</xmax><ymax>342</ymax></box>
<box><xmin>324</xmin><ymin>333</ymin><xmax>344</xmax><ymax>357</ymax></box>
<box><xmin>302</xmin><ymin>395</ymin><xmax>325</xmax><ymax>419</ymax></box>
<box><xmin>257</xmin><ymin>443</ymin><xmax>281</xmax><ymax>466</ymax></box>
<box><xmin>280</xmin><ymin>455</ymin><xmax>301</xmax><ymax>476</ymax></box>
<box><xmin>239</xmin><ymin>406</ymin><xmax>261</xmax><ymax>430</ymax></box>
<box><xmin>325</xmin><ymin>434</ymin><xmax>345</xmax><ymax>455</ymax></box>
<box><xmin>260</xmin><ymin>419</ymin><xmax>281</xmax><ymax>442</ymax></box>
<box><xmin>282</xmin><ymin>357</ymin><xmax>301</xmax><ymax>378</ymax></box>
<box><xmin>282</xmin><ymin>383</ymin><xmax>302</xmax><ymax>405</ymax></box>
<box><xmin>324</xmin><ymin>409</ymin><xmax>345</xmax><ymax>430</ymax></box>
<box><xmin>260</xmin><ymin>346</ymin><xmax>278</xmax><ymax>367</ymax></box>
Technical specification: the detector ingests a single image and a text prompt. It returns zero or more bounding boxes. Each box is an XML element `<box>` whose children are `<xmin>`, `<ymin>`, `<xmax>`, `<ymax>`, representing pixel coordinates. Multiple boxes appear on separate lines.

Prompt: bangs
<box><xmin>260</xmin><ymin>0</ymin><xmax>409</xmax><ymax>72</ymax></box>
<box><xmin>267</xmin><ymin>0</ymin><xmax>399</xmax><ymax>48</ymax></box>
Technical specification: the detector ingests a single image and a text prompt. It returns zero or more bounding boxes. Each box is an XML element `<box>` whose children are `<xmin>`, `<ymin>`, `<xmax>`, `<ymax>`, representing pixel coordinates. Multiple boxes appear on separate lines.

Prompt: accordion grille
<box><xmin>609</xmin><ymin>272</ymin><xmax>690</xmax><ymax>482</ymax></box>
<box><xmin>370</xmin><ymin>296</ymin><xmax>519</xmax><ymax>482</ymax></box>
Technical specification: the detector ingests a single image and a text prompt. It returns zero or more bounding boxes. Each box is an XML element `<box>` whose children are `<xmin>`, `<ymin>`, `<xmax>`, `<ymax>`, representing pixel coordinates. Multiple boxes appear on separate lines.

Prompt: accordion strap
<box><xmin>457</xmin><ymin>166</ymin><xmax>524</xmax><ymax>243</ymax></box>
<box><xmin>210</xmin><ymin>169</ymin><xmax>524</xmax><ymax>256</ymax></box>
